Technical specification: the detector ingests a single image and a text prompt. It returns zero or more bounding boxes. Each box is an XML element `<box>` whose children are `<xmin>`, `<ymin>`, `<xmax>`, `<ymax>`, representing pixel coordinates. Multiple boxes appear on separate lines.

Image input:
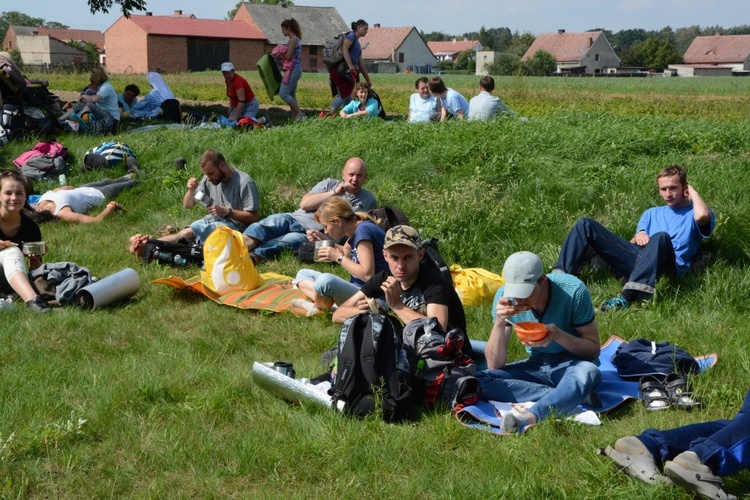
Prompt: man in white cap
<box><xmin>477</xmin><ymin>251</ymin><xmax>602</xmax><ymax>434</ymax></box>
<box><xmin>333</xmin><ymin>224</ymin><xmax>468</xmax><ymax>353</ymax></box>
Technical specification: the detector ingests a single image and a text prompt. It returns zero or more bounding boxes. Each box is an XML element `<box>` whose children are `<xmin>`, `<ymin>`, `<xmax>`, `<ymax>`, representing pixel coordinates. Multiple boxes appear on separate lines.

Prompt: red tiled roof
<box><xmin>115</xmin><ymin>15</ymin><xmax>265</xmax><ymax>40</ymax></box>
<box><xmin>522</xmin><ymin>31</ymin><xmax>602</xmax><ymax>62</ymax></box>
<box><xmin>33</xmin><ymin>27</ymin><xmax>105</xmax><ymax>49</ymax></box>
<box><xmin>427</xmin><ymin>40</ymin><xmax>479</xmax><ymax>55</ymax></box>
<box><xmin>359</xmin><ymin>27</ymin><xmax>415</xmax><ymax>59</ymax></box>
<box><xmin>683</xmin><ymin>35</ymin><xmax>750</xmax><ymax>64</ymax></box>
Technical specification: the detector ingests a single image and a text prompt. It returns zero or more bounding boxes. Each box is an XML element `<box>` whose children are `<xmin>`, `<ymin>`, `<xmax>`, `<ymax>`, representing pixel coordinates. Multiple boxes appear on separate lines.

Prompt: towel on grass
<box><xmin>456</xmin><ymin>335</ymin><xmax>718</xmax><ymax>435</ymax></box>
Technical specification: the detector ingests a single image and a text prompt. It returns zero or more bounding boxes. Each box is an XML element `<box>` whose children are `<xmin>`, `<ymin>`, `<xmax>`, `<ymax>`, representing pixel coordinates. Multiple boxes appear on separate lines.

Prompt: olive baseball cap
<box><xmin>502</xmin><ymin>251</ymin><xmax>544</xmax><ymax>299</ymax></box>
<box><xmin>384</xmin><ymin>225</ymin><xmax>422</xmax><ymax>250</ymax></box>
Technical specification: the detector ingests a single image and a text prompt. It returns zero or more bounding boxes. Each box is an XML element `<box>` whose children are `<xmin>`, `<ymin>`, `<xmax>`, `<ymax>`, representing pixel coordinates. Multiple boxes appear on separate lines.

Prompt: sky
<box><xmin>14</xmin><ymin>0</ymin><xmax>750</xmax><ymax>36</ymax></box>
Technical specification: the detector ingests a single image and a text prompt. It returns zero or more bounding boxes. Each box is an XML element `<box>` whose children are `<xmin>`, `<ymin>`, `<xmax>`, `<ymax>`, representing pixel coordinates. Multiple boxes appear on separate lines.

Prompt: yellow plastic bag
<box><xmin>201</xmin><ymin>226</ymin><xmax>261</xmax><ymax>294</ymax></box>
<box><xmin>450</xmin><ymin>264</ymin><xmax>505</xmax><ymax>307</ymax></box>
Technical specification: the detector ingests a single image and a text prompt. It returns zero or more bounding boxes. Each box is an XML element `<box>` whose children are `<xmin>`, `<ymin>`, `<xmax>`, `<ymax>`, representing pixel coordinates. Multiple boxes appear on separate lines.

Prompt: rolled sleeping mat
<box><xmin>252</xmin><ymin>362</ymin><xmax>343</xmax><ymax>410</ymax></box>
<box><xmin>77</xmin><ymin>268</ymin><xmax>140</xmax><ymax>310</ymax></box>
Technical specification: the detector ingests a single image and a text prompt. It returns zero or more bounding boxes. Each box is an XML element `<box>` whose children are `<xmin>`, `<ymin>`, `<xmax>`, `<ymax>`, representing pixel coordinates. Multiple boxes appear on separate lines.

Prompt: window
<box><xmin>309</xmin><ymin>46</ymin><xmax>318</xmax><ymax>55</ymax></box>
<box><xmin>398</xmin><ymin>52</ymin><xmax>404</xmax><ymax>63</ymax></box>
<box><xmin>595</xmin><ymin>54</ymin><xmax>600</xmax><ymax>62</ymax></box>
<box><xmin>310</xmin><ymin>58</ymin><xmax>317</xmax><ymax>67</ymax></box>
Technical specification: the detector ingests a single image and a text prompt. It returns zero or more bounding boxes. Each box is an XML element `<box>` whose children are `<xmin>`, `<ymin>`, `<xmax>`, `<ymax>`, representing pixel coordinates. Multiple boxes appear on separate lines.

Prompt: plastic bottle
<box><xmin>173</xmin><ymin>255</ymin><xmax>186</xmax><ymax>266</ymax></box>
<box><xmin>58</xmin><ymin>174</ymin><xmax>67</xmax><ymax>186</ymax></box>
<box><xmin>155</xmin><ymin>250</ymin><xmax>174</xmax><ymax>264</ymax></box>
<box><xmin>0</xmin><ymin>297</ymin><xmax>14</xmax><ymax>311</ymax></box>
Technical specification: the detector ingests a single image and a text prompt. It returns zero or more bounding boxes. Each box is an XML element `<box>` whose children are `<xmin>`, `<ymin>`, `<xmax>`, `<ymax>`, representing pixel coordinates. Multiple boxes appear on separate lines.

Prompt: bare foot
<box><xmin>128</xmin><ymin>234</ymin><xmax>150</xmax><ymax>258</ymax></box>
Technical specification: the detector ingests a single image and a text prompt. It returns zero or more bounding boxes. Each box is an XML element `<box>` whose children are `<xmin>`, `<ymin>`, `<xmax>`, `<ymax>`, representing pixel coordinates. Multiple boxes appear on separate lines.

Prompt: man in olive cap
<box><xmin>333</xmin><ymin>225</ymin><xmax>467</xmax><ymax>351</ymax></box>
<box><xmin>477</xmin><ymin>251</ymin><xmax>602</xmax><ymax>434</ymax></box>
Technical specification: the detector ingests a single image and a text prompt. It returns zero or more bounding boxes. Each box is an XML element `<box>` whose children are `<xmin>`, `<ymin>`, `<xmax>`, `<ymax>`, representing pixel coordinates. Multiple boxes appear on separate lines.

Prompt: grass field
<box><xmin>1</xmin><ymin>73</ymin><xmax>749</xmax><ymax>497</ymax></box>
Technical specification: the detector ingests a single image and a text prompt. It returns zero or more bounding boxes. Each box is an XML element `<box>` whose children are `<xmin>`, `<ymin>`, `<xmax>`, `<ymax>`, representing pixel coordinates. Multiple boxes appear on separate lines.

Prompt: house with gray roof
<box><xmin>233</xmin><ymin>3</ymin><xmax>347</xmax><ymax>72</ymax></box>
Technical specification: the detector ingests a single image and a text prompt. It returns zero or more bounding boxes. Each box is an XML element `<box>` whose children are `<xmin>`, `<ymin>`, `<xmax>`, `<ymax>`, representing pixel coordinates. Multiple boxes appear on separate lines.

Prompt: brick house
<box><xmin>104</xmin><ymin>12</ymin><xmax>266</xmax><ymax>74</ymax></box>
<box><xmin>669</xmin><ymin>34</ymin><xmax>750</xmax><ymax>76</ymax></box>
<box><xmin>427</xmin><ymin>39</ymin><xmax>482</xmax><ymax>62</ymax></box>
<box><xmin>233</xmin><ymin>3</ymin><xmax>347</xmax><ymax>72</ymax></box>
<box><xmin>3</xmin><ymin>26</ymin><xmax>103</xmax><ymax>66</ymax></box>
<box><xmin>357</xmin><ymin>25</ymin><xmax>436</xmax><ymax>73</ymax></box>
<box><xmin>522</xmin><ymin>29</ymin><xmax>620</xmax><ymax>75</ymax></box>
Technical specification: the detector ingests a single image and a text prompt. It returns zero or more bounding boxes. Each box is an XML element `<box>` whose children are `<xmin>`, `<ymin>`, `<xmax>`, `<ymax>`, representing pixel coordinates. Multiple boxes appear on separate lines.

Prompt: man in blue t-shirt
<box><xmin>477</xmin><ymin>251</ymin><xmax>602</xmax><ymax>434</ymax></box>
<box><xmin>555</xmin><ymin>165</ymin><xmax>714</xmax><ymax>311</ymax></box>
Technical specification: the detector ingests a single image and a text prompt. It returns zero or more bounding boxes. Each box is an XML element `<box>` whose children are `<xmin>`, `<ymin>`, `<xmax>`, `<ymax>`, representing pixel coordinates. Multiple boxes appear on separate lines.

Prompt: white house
<box><xmin>358</xmin><ymin>25</ymin><xmax>436</xmax><ymax>73</ymax></box>
<box><xmin>522</xmin><ymin>29</ymin><xmax>620</xmax><ymax>75</ymax></box>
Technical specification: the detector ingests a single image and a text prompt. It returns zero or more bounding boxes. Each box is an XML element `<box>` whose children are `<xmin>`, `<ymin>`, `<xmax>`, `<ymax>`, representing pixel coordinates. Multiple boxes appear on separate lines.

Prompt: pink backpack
<box><xmin>13</xmin><ymin>139</ymin><xmax>68</xmax><ymax>168</ymax></box>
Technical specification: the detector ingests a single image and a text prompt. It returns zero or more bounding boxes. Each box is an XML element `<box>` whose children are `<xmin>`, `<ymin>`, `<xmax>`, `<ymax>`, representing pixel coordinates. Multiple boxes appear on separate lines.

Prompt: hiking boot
<box><xmin>25</xmin><ymin>295</ymin><xmax>51</xmax><ymax>314</ymax></box>
<box><xmin>601</xmin><ymin>295</ymin><xmax>629</xmax><ymax>312</ymax></box>
<box><xmin>664</xmin><ymin>451</ymin><xmax>736</xmax><ymax>499</ymax></box>
<box><xmin>126</xmin><ymin>156</ymin><xmax>141</xmax><ymax>176</ymax></box>
<box><xmin>603</xmin><ymin>436</ymin><xmax>670</xmax><ymax>485</ymax></box>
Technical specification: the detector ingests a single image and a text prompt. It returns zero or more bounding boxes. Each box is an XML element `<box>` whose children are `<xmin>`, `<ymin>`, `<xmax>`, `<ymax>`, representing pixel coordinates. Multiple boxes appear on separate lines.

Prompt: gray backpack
<box><xmin>402</xmin><ymin>317</ymin><xmax>481</xmax><ymax>409</ymax></box>
<box><xmin>322</xmin><ymin>32</ymin><xmax>348</xmax><ymax>68</ymax></box>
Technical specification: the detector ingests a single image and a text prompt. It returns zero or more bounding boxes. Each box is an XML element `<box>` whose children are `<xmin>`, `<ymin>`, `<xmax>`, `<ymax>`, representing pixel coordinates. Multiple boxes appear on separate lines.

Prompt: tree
<box><xmin>454</xmin><ymin>49</ymin><xmax>474</xmax><ymax>70</ymax></box>
<box><xmin>485</xmin><ymin>53</ymin><xmax>521</xmax><ymax>76</ymax></box>
<box><xmin>70</xmin><ymin>40</ymin><xmax>100</xmax><ymax>64</ymax></box>
<box><xmin>86</xmin><ymin>0</ymin><xmax>147</xmax><ymax>17</ymax></box>
<box><xmin>0</xmin><ymin>11</ymin><xmax>69</xmax><ymax>46</ymax></box>
<box><xmin>421</xmin><ymin>31</ymin><xmax>450</xmax><ymax>42</ymax></box>
<box><xmin>508</xmin><ymin>32</ymin><xmax>536</xmax><ymax>57</ymax></box>
<box><xmin>226</xmin><ymin>0</ymin><xmax>295</xmax><ymax>20</ymax></box>
<box><xmin>523</xmin><ymin>50</ymin><xmax>556</xmax><ymax>76</ymax></box>
<box><xmin>633</xmin><ymin>38</ymin><xmax>682</xmax><ymax>72</ymax></box>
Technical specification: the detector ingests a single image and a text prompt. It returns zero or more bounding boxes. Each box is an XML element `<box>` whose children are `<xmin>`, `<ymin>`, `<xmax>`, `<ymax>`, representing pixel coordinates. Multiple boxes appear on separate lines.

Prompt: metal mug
<box><xmin>273</xmin><ymin>361</ymin><xmax>295</xmax><ymax>378</ymax></box>
<box><xmin>194</xmin><ymin>191</ymin><xmax>213</xmax><ymax>207</ymax></box>
<box><xmin>313</xmin><ymin>240</ymin><xmax>333</xmax><ymax>262</ymax></box>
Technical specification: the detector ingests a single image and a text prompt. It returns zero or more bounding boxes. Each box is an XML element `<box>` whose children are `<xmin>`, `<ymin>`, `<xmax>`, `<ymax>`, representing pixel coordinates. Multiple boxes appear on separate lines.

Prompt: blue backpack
<box><xmin>85</xmin><ymin>141</ymin><xmax>136</xmax><ymax>167</ymax></box>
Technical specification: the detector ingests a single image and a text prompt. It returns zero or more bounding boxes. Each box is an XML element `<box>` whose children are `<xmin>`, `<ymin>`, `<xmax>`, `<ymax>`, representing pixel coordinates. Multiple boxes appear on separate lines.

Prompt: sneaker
<box><xmin>500</xmin><ymin>411</ymin><xmax>535</xmax><ymax>434</ymax></box>
<box><xmin>262</xmin><ymin>115</ymin><xmax>272</xmax><ymax>127</ymax></box>
<box><xmin>295</xmin><ymin>113</ymin><xmax>307</xmax><ymax>121</ymax></box>
<box><xmin>25</xmin><ymin>295</ymin><xmax>51</xmax><ymax>314</ymax></box>
<box><xmin>601</xmin><ymin>295</ymin><xmax>629</xmax><ymax>312</ymax></box>
<box><xmin>664</xmin><ymin>451</ymin><xmax>736</xmax><ymax>499</ymax></box>
<box><xmin>318</xmin><ymin>110</ymin><xmax>329</xmax><ymax>119</ymax></box>
<box><xmin>126</xmin><ymin>156</ymin><xmax>141</xmax><ymax>176</ymax></box>
<box><xmin>603</xmin><ymin>436</ymin><xmax>670</xmax><ymax>485</ymax></box>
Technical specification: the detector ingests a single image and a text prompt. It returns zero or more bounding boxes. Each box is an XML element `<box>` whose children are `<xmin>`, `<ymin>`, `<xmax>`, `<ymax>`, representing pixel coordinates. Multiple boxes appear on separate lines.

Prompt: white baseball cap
<box><xmin>220</xmin><ymin>62</ymin><xmax>234</xmax><ymax>72</ymax></box>
<box><xmin>502</xmin><ymin>251</ymin><xmax>544</xmax><ymax>299</ymax></box>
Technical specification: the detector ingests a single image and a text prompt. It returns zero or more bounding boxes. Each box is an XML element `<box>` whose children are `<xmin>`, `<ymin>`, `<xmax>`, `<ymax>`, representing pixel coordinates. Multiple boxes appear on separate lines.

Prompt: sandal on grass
<box><xmin>639</xmin><ymin>375</ymin><xmax>670</xmax><ymax>411</ymax></box>
<box><xmin>665</xmin><ymin>373</ymin><xmax>702</xmax><ymax>409</ymax></box>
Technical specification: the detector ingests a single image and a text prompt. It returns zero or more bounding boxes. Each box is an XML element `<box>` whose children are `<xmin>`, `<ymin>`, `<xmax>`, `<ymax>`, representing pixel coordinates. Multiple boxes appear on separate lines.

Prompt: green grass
<box><xmin>1</xmin><ymin>74</ymin><xmax>749</xmax><ymax>497</ymax></box>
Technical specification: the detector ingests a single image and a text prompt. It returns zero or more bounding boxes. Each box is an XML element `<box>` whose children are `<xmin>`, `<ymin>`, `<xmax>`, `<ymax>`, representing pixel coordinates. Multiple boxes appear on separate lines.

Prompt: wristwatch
<box><xmin>226</xmin><ymin>208</ymin><xmax>234</xmax><ymax>219</ymax></box>
<box><xmin>337</xmin><ymin>253</ymin><xmax>345</xmax><ymax>264</ymax></box>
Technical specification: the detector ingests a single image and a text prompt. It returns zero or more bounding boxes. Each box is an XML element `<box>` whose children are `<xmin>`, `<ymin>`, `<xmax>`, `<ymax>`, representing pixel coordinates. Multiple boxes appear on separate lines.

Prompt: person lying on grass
<box><xmin>553</xmin><ymin>164</ymin><xmax>714</xmax><ymax>312</ymax></box>
<box><xmin>476</xmin><ymin>251</ymin><xmax>602</xmax><ymax>434</ymax></box>
<box><xmin>31</xmin><ymin>175</ymin><xmax>139</xmax><ymax>224</ymax></box>
<box><xmin>603</xmin><ymin>385</ymin><xmax>750</xmax><ymax>499</ymax></box>
<box><xmin>291</xmin><ymin>196</ymin><xmax>387</xmax><ymax>316</ymax></box>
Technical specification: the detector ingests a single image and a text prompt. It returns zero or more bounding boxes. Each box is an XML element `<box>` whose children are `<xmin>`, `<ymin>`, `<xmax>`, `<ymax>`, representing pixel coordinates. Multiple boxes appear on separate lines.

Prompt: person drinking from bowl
<box><xmin>476</xmin><ymin>251</ymin><xmax>602</xmax><ymax>434</ymax></box>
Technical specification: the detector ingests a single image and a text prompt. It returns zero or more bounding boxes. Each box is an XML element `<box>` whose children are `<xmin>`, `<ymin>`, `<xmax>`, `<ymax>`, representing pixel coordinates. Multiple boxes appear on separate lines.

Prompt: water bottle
<box><xmin>173</xmin><ymin>255</ymin><xmax>186</xmax><ymax>266</ymax></box>
<box><xmin>155</xmin><ymin>250</ymin><xmax>174</xmax><ymax>264</ymax></box>
<box><xmin>58</xmin><ymin>174</ymin><xmax>67</xmax><ymax>186</ymax></box>
<box><xmin>0</xmin><ymin>298</ymin><xmax>14</xmax><ymax>311</ymax></box>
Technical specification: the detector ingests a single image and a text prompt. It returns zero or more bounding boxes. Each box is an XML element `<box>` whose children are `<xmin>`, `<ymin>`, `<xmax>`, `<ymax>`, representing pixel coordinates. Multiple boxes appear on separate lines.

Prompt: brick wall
<box><xmin>105</xmin><ymin>18</ymin><xmax>148</xmax><ymax>74</ymax></box>
<box><xmin>230</xmin><ymin>40</ymin><xmax>265</xmax><ymax>72</ymax></box>
<box><xmin>148</xmin><ymin>35</ymin><xmax>188</xmax><ymax>73</ymax></box>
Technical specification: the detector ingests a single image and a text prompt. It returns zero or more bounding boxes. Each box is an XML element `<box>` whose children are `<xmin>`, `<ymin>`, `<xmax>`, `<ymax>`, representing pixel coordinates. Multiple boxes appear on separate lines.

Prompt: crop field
<box><xmin>1</xmin><ymin>72</ymin><xmax>749</xmax><ymax>497</ymax></box>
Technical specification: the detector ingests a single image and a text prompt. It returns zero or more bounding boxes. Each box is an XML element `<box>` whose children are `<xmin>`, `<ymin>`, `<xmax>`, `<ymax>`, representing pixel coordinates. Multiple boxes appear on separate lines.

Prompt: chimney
<box><xmin>374</xmin><ymin>23</ymin><xmax>380</xmax><ymax>28</ymax></box>
<box><xmin>558</xmin><ymin>29</ymin><xmax>565</xmax><ymax>34</ymax></box>
<box><xmin>452</xmin><ymin>38</ymin><xmax>457</xmax><ymax>43</ymax></box>
<box><xmin>145</xmin><ymin>12</ymin><xmax>152</xmax><ymax>16</ymax></box>
<box><xmin>174</xmin><ymin>10</ymin><xmax>182</xmax><ymax>16</ymax></box>
<box><xmin>715</xmin><ymin>31</ymin><xmax>722</xmax><ymax>36</ymax></box>
<box><xmin>588</xmin><ymin>37</ymin><xmax>593</xmax><ymax>47</ymax></box>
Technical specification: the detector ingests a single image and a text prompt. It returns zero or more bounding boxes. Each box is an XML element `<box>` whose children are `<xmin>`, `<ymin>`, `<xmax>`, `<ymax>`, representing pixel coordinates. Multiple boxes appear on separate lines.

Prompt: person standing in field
<box><xmin>279</xmin><ymin>18</ymin><xmax>305</xmax><ymax>121</ymax></box>
<box><xmin>220</xmin><ymin>62</ymin><xmax>270</xmax><ymax>127</ymax></box>
<box><xmin>321</xmin><ymin>19</ymin><xmax>372</xmax><ymax>118</ymax></box>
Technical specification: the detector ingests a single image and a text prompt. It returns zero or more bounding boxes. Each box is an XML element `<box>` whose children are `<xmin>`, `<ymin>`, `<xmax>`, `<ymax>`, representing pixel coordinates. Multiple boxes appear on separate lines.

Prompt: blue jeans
<box><xmin>242</xmin><ymin>213</ymin><xmax>308</xmax><ymax>260</ymax></box>
<box><xmin>293</xmin><ymin>269</ymin><xmax>360</xmax><ymax>305</ymax></box>
<box><xmin>477</xmin><ymin>352</ymin><xmax>601</xmax><ymax>422</ymax></box>
<box><xmin>280</xmin><ymin>66</ymin><xmax>302</xmax><ymax>105</ymax></box>
<box><xmin>636</xmin><ymin>387</ymin><xmax>750</xmax><ymax>476</ymax></box>
<box><xmin>190</xmin><ymin>217</ymin><xmax>244</xmax><ymax>244</ymax></box>
<box><xmin>555</xmin><ymin>217</ymin><xmax>675</xmax><ymax>296</ymax></box>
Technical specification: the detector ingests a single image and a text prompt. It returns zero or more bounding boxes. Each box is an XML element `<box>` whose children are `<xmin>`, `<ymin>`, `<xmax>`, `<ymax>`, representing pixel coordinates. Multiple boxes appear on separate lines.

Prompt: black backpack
<box><xmin>141</xmin><ymin>239</ymin><xmax>203</xmax><ymax>267</ymax></box>
<box><xmin>402</xmin><ymin>317</ymin><xmax>481</xmax><ymax>410</ymax></box>
<box><xmin>330</xmin><ymin>313</ymin><xmax>413</xmax><ymax>422</ymax></box>
<box><xmin>370</xmin><ymin>88</ymin><xmax>387</xmax><ymax>119</ymax></box>
<box><xmin>368</xmin><ymin>206</ymin><xmax>410</xmax><ymax>232</ymax></box>
<box><xmin>421</xmin><ymin>237</ymin><xmax>452</xmax><ymax>284</ymax></box>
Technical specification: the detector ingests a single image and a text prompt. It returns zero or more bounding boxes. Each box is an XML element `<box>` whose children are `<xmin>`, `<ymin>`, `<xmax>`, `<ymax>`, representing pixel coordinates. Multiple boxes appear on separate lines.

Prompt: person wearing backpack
<box><xmin>476</xmin><ymin>251</ymin><xmax>602</xmax><ymax>434</ymax></box>
<box><xmin>320</xmin><ymin>19</ymin><xmax>372</xmax><ymax>118</ymax></box>
<box><xmin>292</xmin><ymin>196</ymin><xmax>387</xmax><ymax>316</ymax></box>
<box><xmin>339</xmin><ymin>82</ymin><xmax>381</xmax><ymax>119</ymax></box>
<box><xmin>333</xmin><ymin>225</ymin><xmax>470</xmax><ymax>354</ymax></box>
